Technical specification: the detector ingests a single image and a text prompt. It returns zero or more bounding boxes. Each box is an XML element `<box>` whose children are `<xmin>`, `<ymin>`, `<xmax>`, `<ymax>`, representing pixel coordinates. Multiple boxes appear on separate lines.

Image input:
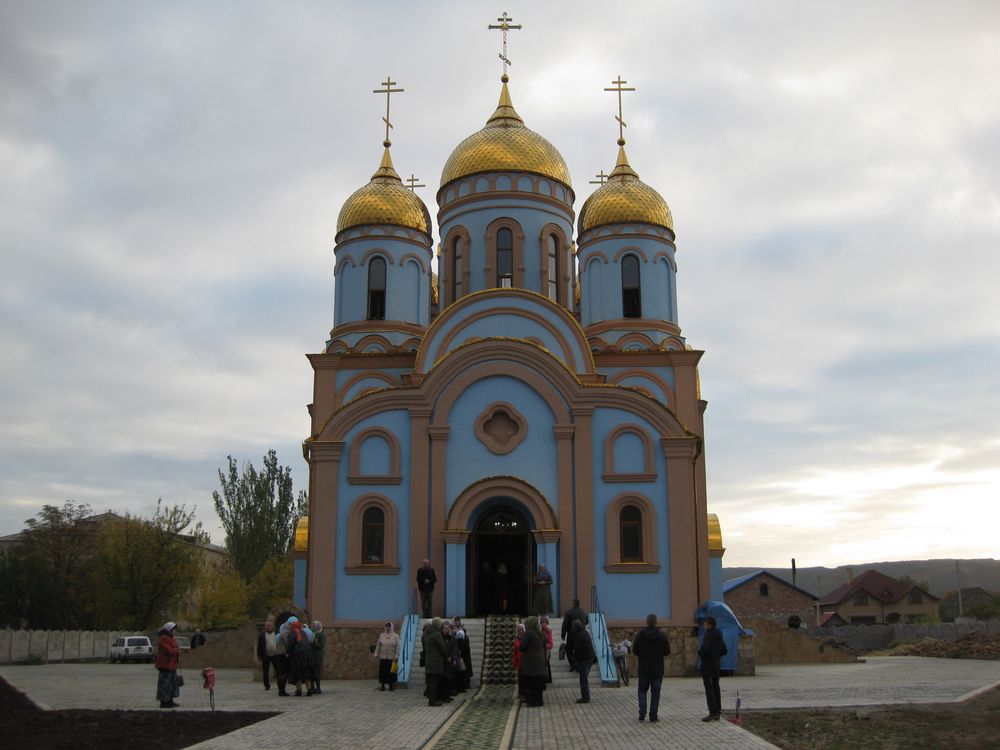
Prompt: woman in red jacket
<box><xmin>155</xmin><ymin>621</ymin><xmax>180</xmax><ymax>708</ymax></box>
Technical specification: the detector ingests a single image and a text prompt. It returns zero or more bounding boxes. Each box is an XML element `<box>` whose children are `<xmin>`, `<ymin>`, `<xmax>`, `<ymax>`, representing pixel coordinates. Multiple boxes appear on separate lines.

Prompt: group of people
<box><xmin>421</xmin><ymin>616</ymin><xmax>474</xmax><ymax>706</ymax></box>
<box><xmin>256</xmin><ymin>616</ymin><xmax>328</xmax><ymax>697</ymax></box>
<box><xmin>512</xmin><ymin>614</ymin><xmax>560</xmax><ymax>706</ymax></box>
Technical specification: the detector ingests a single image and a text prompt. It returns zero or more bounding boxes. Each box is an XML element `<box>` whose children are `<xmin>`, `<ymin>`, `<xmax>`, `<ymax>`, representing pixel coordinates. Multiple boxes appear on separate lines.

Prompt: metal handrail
<box><xmin>590</xmin><ymin>585</ymin><xmax>618</xmax><ymax>684</ymax></box>
<box><xmin>396</xmin><ymin>588</ymin><xmax>420</xmax><ymax>686</ymax></box>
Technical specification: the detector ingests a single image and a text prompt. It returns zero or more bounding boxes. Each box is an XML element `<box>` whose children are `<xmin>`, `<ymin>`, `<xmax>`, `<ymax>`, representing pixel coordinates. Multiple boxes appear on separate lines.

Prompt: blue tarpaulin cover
<box><xmin>695</xmin><ymin>600</ymin><xmax>754</xmax><ymax>673</ymax></box>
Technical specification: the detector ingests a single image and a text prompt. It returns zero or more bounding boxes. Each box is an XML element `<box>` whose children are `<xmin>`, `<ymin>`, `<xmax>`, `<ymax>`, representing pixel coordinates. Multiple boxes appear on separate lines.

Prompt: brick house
<box><xmin>819</xmin><ymin>569</ymin><xmax>940</xmax><ymax>624</ymax></box>
<box><xmin>724</xmin><ymin>570</ymin><xmax>818</xmax><ymax>626</ymax></box>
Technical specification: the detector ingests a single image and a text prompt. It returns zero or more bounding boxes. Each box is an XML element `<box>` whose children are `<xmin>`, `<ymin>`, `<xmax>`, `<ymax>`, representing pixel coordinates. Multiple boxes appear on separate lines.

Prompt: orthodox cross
<box><xmin>590</xmin><ymin>170</ymin><xmax>609</xmax><ymax>186</ymax></box>
<box><xmin>373</xmin><ymin>76</ymin><xmax>404</xmax><ymax>147</ymax></box>
<box><xmin>405</xmin><ymin>174</ymin><xmax>425</xmax><ymax>192</ymax></box>
<box><xmin>488</xmin><ymin>12</ymin><xmax>521</xmax><ymax>78</ymax></box>
<box><xmin>604</xmin><ymin>75</ymin><xmax>635</xmax><ymax>144</ymax></box>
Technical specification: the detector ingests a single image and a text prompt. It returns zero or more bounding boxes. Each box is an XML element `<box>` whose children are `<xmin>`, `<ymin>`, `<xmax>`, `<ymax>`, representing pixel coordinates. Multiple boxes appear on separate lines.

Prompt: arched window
<box><xmin>497</xmin><ymin>228</ymin><xmax>513</xmax><ymax>288</ymax></box>
<box><xmin>622</xmin><ymin>255</ymin><xmax>641</xmax><ymax>318</ymax></box>
<box><xmin>367</xmin><ymin>257</ymin><xmax>387</xmax><ymax>320</ymax></box>
<box><xmin>451</xmin><ymin>236</ymin><xmax>463</xmax><ymax>300</ymax></box>
<box><xmin>620</xmin><ymin>504</ymin><xmax>643</xmax><ymax>562</ymax></box>
<box><xmin>362</xmin><ymin>506</ymin><xmax>385</xmax><ymax>563</ymax></box>
<box><xmin>546</xmin><ymin>234</ymin><xmax>559</xmax><ymax>302</ymax></box>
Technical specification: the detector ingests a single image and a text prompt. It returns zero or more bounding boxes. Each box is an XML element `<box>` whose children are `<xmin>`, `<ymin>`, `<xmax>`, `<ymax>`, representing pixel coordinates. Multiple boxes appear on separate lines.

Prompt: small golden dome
<box><xmin>337</xmin><ymin>148</ymin><xmax>432</xmax><ymax>235</ymax></box>
<box><xmin>707</xmin><ymin>513</ymin><xmax>723</xmax><ymax>551</ymax></box>
<box><xmin>578</xmin><ymin>145</ymin><xmax>673</xmax><ymax>233</ymax></box>
<box><xmin>440</xmin><ymin>79</ymin><xmax>572</xmax><ymax>189</ymax></box>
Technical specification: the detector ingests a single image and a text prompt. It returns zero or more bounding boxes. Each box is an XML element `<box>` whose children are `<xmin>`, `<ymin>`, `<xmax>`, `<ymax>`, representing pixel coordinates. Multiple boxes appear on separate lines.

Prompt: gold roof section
<box><xmin>578</xmin><ymin>144</ymin><xmax>673</xmax><ymax>233</ymax></box>
<box><xmin>440</xmin><ymin>76</ymin><xmax>572</xmax><ymax>189</ymax></box>
<box><xmin>337</xmin><ymin>147</ymin><xmax>432</xmax><ymax>235</ymax></box>
<box><xmin>707</xmin><ymin>513</ymin><xmax>723</xmax><ymax>551</ymax></box>
<box><xmin>293</xmin><ymin>516</ymin><xmax>309</xmax><ymax>552</ymax></box>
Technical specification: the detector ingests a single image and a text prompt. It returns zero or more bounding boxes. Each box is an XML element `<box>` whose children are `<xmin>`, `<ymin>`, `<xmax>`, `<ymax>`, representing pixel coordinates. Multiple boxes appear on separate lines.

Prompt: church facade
<box><xmin>294</xmin><ymin>72</ymin><xmax>724</xmax><ymax>627</ymax></box>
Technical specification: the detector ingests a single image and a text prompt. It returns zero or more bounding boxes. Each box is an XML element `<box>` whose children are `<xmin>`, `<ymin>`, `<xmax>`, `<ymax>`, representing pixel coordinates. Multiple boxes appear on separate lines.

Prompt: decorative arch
<box><xmin>584</xmin><ymin>252</ymin><xmax>609</xmax><ymax>269</ymax></box>
<box><xmin>345</xmin><ymin>493</ymin><xmax>400</xmax><ymax>574</ymax></box>
<box><xmin>335</xmin><ymin>372</ymin><xmax>400</xmax><ymax>409</ymax></box>
<box><xmin>334</xmin><ymin>256</ymin><xmax>357</xmax><ymax>275</ymax></box>
<box><xmin>616</xmin><ymin>332</ymin><xmax>657</xmax><ymax>351</ymax></box>
<box><xmin>603</xmin><ymin>424</ymin><xmax>657</xmax><ymax>482</ymax></box>
<box><xmin>360</xmin><ymin>248</ymin><xmax>394</xmax><ymax>266</ymax></box>
<box><xmin>484</xmin><ymin>217</ymin><xmax>525</xmax><ymax>289</ymax></box>
<box><xmin>348</xmin><ymin>426</ymin><xmax>402</xmax><ymax>484</ymax></box>
<box><xmin>442</xmin><ymin>226</ymin><xmax>471</xmax><ymax>307</ymax></box>
<box><xmin>604</xmin><ymin>492</ymin><xmax>660</xmax><ymax>573</ymax></box>
<box><xmin>539</xmin><ymin>223</ymin><xmax>570</xmax><ymax>305</ymax></box>
<box><xmin>399</xmin><ymin>252</ymin><xmax>429</xmax><ymax>274</ymax></box>
<box><xmin>613</xmin><ymin>246</ymin><xmax>649</xmax><ymax>263</ymax></box>
<box><xmin>445</xmin><ymin>475</ymin><xmax>559</xmax><ymax>531</ymax></box>
<box><xmin>653</xmin><ymin>250</ymin><xmax>677</xmax><ymax>271</ymax></box>
<box><xmin>608</xmin><ymin>370</ymin><xmax>675</xmax><ymax>410</ymax></box>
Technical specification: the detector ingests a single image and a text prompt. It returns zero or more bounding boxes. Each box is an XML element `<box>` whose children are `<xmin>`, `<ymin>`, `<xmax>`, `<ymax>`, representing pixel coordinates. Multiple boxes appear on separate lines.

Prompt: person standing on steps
<box><xmin>561</xmin><ymin>598</ymin><xmax>587</xmax><ymax>671</ymax></box>
<box><xmin>698</xmin><ymin>616</ymin><xmax>726</xmax><ymax>721</ymax></box>
<box><xmin>632</xmin><ymin>612</ymin><xmax>670</xmax><ymax>722</ymax></box>
<box><xmin>571</xmin><ymin>620</ymin><xmax>595</xmax><ymax>704</ymax></box>
<box><xmin>417</xmin><ymin>559</ymin><xmax>437</xmax><ymax>618</ymax></box>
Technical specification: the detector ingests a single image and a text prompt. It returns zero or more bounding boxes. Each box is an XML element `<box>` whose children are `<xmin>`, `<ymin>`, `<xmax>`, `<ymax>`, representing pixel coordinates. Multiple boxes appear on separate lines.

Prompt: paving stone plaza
<box><xmin>3</xmin><ymin>656</ymin><xmax>998</xmax><ymax>749</ymax></box>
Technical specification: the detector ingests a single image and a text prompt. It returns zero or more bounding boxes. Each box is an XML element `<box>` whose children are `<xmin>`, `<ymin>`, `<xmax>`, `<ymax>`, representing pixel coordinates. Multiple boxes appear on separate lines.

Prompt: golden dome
<box><xmin>440</xmin><ymin>78</ymin><xmax>572</xmax><ymax>189</ymax></box>
<box><xmin>337</xmin><ymin>148</ymin><xmax>432</xmax><ymax>235</ymax></box>
<box><xmin>578</xmin><ymin>145</ymin><xmax>673</xmax><ymax>233</ymax></box>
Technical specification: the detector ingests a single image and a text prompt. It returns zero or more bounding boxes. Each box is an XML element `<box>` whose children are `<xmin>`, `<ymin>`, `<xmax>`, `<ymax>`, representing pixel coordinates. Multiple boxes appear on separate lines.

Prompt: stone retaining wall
<box><xmin>745</xmin><ymin>618</ymin><xmax>859</xmax><ymax>664</ymax></box>
<box><xmin>805</xmin><ymin>620</ymin><xmax>1000</xmax><ymax>652</ymax></box>
<box><xmin>0</xmin><ymin>629</ymin><xmax>142</xmax><ymax>663</ymax></box>
<box><xmin>605</xmin><ymin>625</ymin><xmax>755</xmax><ymax>676</ymax></box>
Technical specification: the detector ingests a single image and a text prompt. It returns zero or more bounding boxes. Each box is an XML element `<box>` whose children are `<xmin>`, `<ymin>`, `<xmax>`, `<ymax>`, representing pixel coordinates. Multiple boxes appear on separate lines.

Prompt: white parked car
<box><xmin>110</xmin><ymin>636</ymin><xmax>154</xmax><ymax>663</ymax></box>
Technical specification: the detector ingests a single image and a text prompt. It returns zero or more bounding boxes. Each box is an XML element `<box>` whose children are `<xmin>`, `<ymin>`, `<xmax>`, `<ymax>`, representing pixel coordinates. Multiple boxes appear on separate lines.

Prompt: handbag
<box><xmin>558</xmin><ymin>642</ymin><xmax>566</xmax><ymax>660</ymax></box>
<box><xmin>456</xmin><ymin>657</ymin><xmax>466</xmax><ymax>672</ymax></box>
<box><xmin>175</xmin><ymin>672</ymin><xmax>185</xmax><ymax>687</ymax></box>
<box><xmin>390</xmin><ymin>659</ymin><xmax>398</xmax><ymax>674</ymax></box>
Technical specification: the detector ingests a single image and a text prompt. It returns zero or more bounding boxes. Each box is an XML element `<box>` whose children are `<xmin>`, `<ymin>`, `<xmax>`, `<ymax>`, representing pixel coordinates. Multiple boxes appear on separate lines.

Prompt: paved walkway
<box><xmin>2</xmin><ymin>657</ymin><xmax>997</xmax><ymax>749</ymax></box>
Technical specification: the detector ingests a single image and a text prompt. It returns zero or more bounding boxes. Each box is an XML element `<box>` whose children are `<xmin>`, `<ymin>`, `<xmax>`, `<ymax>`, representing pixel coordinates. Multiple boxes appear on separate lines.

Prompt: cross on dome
<box><xmin>604</xmin><ymin>75</ymin><xmax>635</xmax><ymax>145</ymax></box>
<box><xmin>590</xmin><ymin>170</ymin><xmax>609</xmax><ymax>186</ymax></box>
<box><xmin>373</xmin><ymin>76</ymin><xmax>404</xmax><ymax>148</ymax></box>
<box><xmin>488</xmin><ymin>11</ymin><xmax>522</xmax><ymax>79</ymax></box>
<box><xmin>405</xmin><ymin>174</ymin><xmax>425</xmax><ymax>192</ymax></box>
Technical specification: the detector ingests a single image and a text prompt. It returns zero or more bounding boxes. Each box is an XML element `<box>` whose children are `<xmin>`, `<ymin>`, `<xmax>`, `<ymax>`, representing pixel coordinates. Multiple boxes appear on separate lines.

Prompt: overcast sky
<box><xmin>2</xmin><ymin>1</ymin><xmax>998</xmax><ymax>569</ymax></box>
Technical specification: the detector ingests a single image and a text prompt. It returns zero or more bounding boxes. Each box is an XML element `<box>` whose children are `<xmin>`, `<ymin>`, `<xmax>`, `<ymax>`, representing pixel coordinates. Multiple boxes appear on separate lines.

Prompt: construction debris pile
<box><xmin>888</xmin><ymin>631</ymin><xmax>1000</xmax><ymax>660</ymax></box>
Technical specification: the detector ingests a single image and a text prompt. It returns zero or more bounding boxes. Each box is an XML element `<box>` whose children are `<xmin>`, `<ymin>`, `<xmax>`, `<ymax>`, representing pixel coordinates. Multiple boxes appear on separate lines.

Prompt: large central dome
<box><xmin>440</xmin><ymin>76</ymin><xmax>572</xmax><ymax>189</ymax></box>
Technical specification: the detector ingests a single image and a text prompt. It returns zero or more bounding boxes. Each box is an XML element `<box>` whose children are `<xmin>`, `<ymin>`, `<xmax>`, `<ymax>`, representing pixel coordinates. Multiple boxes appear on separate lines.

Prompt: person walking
<box><xmin>155</xmin><ymin>621</ymin><xmax>180</xmax><ymax>708</ymax></box>
<box><xmin>190</xmin><ymin>629</ymin><xmax>207</xmax><ymax>649</ymax></box>
<box><xmin>632</xmin><ymin>612</ymin><xmax>671</xmax><ymax>722</ymax></box>
<box><xmin>561</xmin><ymin>598</ymin><xmax>587</xmax><ymax>671</ymax></box>
<box><xmin>417</xmin><ymin>559</ymin><xmax>437</xmax><ymax>618</ymax></box>
<box><xmin>698</xmin><ymin>616</ymin><xmax>726</xmax><ymax>721</ymax></box>
<box><xmin>422</xmin><ymin>617</ymin><xmax>449</xmax><ymax>706</ymax></box>
<box><xmin>310</xmin><ymin>621</ymin><xmax>327</xmax><ymax>695</ymax></box>
<box><xmin>520</xmin><ymin>616</ymin><xmax>547</xmax><ymax>707</ymax></box>
<box><xmin>533</xmin><ymin>564</ymin><xmax>553</xmax><ymax>615</ymax></box>
<box><xmin>375</xmin><ymin>621</ymin><xmax>400</xmax><ymax>691</ymax></box>
<box><xmin>257</xmin><ymin>620</ymin><xmax>281</xmax><ymax>692</ymax></box>
<box><xmin>571</xmin><ymin>620</ymin><xmax>595</xmax><ymax>703</ymax></box>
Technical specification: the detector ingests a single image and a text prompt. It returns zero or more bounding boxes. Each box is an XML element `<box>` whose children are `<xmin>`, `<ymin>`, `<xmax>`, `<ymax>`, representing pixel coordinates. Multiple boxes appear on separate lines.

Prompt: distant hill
<box><xmin>722</xmin><ymin>558</ymin><xmax>1000</xmax><ymax>599</ymax></box>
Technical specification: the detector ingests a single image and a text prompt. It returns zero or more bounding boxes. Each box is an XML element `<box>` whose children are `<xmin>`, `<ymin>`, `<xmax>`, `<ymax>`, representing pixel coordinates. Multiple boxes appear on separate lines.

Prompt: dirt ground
<box><xmin>0</xmin><ymin>675</ymin><xmax>275</xmax><ymax>750</ymax></box>
<box><xmin>740</xmin><ymin>684</ymin><xmax>1000</xmax><ymax>750</ymax></box>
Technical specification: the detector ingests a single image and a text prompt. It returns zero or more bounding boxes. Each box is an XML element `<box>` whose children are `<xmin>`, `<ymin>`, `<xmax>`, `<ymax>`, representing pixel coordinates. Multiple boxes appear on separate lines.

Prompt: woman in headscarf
<box><xmin>155</xmin><ymin>621</ymin><xmax>180</xmax><ymax>708</ymax></box>
<box><xmin>452</xmin><ymin>618</ymin><xmax>473</xmax><ymax>693</ymax></box>
<box><xmin>286</xmin><ymin>619</ymin><xmax>314</xmax><ymax>696</ymax></box>
<box><xmin>519</xmin><ymin>616</ymin><xmax>547</xmax><ymax>707</ymax></box>
<box><xmin>310</xmin><ymin>620</ymin><xmax>327</xmax><ymax>695</ymax></box>
<box><xmin>540</xmin><ymin>615</ymin><xmax>554</xmax><ymax>684</ymax></box>
<box><xmin>375</xmin><ymin>621</ymin><xmax>400</xmax><ymax>691</ymax></box>
<box><xmin>512</xmin><ymin>622</ymin><xmax>526</xmax><ymax>700</ymax></box>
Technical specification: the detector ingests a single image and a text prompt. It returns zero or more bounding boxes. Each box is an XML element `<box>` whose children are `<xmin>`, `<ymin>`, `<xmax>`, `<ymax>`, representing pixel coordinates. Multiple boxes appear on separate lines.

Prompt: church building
<box><xmin>294</xmin><ymin>57</ymin><xmax>725</xmax><ymax>628</ymax></box>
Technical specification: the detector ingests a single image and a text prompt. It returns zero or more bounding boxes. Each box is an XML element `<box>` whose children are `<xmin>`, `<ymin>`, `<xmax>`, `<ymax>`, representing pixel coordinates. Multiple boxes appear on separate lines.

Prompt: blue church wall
<box><xmin>333</xmin><ymin>409</ymin><xmax>412</xmax><ymax>620</ymax></box>
<box><xmin>443</xmin><ymin>376</ymin><xmax>559</xmax><ymax>520</ymax></box>
<box><xmin>438</xmin><ymin>200</ymin><xmax>573</xmax><ymax>299</ymax></box>
<box><xmin>578</xmin><ymin>235</ymin><xmax>677</xmax><ymax>326</ymax></box>
<box><xmin>710</xmin><ymin>556</ymin><xmax>724</xmax><ymax>602</ymax></box>
<box><xmin>590</xmin><ymin>407</ymin><xmax>671</xmax><ymax>619</ymax></box>
<box><xmin>333</xmin><ymin>235</ymin><xmax>431</xmax><ymax>327</ymax></box>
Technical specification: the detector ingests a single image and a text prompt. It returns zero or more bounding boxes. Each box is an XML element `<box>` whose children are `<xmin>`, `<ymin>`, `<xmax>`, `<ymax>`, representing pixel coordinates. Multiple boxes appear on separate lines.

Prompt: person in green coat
<box><xmin>422</xmin><ymin>618</ymin><xmax>450</xmax><ymax>706</ymax></box>
<box><xmin>519</xmin><ymin>616</ymin><xmax>547</xmax><ymax>707</ymax></box>
<box><xmin>310</xmin><ymin>621</ymin><xmax>327</xmax><ymax>695</ymax></box>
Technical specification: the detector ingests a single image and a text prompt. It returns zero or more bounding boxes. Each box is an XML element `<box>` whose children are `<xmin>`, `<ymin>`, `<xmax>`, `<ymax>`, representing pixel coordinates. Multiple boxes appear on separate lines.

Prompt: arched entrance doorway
<box><xmin>468</xmin><ymin>504</ymin><xmax>535</xmax><ymax>615</ymax></box>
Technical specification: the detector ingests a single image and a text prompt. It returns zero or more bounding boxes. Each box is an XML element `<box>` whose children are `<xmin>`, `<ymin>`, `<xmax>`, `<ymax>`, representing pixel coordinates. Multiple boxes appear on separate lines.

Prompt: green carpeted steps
<box><xmin>481</xmin><ymin>615</ymin><xmax>519</xmax><ymax>685</ymax></box>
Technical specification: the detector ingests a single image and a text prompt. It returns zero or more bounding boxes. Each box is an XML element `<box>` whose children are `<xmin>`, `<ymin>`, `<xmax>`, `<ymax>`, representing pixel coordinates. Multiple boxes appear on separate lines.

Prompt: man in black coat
<box><xmin>571</xmin><ymin>620</ymin><xmax>595</xmax><ymax>704</ymax></box>
<box><xmin>698</xmin><ymin>616</ymin><xmax>726</xmax><ymax>721</ymax></box>
<box><xmin>416</xmin><ymin>559</ymin><xmax>437</xmax><ymax>618</ymax></box>
<box><xmin>631</xmin><ymin>612</ymin><xmax>670</xmax><ymax>722</ymax></box>
<box><xmin>560</xmin><ymin>598</ymin><xmax>587</xmax><ymax>670</ymax></box>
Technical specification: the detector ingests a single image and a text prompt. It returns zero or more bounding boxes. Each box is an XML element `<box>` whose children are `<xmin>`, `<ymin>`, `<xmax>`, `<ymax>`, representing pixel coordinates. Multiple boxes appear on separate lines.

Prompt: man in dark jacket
<box><xmin>632</xmin><ymin>613</ymin><xmax>670</xmax><ymax>722</ymax></box>
<box><xmin>422</xmin><ymin>618</ymin><xmax>449</xmax><ymax>706</ymax></box>
<box><xmin>698</xmin><ymin>616</ymin><xmax>726</xmax><ymax>721</ymax></box>
<box><xmin>417</xmin><ymin>559</ymin><xmax>437</xmax><ymax>618</ymax></box>
<box><xmin>256</xmin><ymin>620</ymin><xmax>285</xmax><ymax>694</ymax></box>
<box><xmin>561</xmin><ymin>598</ymin><xmax>587</xmax><ymax>670</ymax></box>
<box><xmin>571</xmin><ymin>620</ymin><xmax>596</xmax><ymax>703</ymax></box>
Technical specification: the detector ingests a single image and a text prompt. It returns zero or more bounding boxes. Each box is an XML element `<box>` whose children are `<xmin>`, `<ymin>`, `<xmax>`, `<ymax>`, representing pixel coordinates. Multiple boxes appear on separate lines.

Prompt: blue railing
<box><xmin>396</xmin><ymin>588</ymin><xmax>420</xmax><ymax>686</ymax></box>
<box><xmin>590</xmin><ymin>585</ymin><xmax>618</xmax><ymax>685</ymax></box>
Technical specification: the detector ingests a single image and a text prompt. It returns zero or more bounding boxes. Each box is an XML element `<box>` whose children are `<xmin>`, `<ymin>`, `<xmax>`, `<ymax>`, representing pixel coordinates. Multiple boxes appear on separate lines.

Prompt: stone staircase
<box><xmin>407</xmin><ymin>618</ymin><xmax>485</xmax><ymax>690</ymax></box>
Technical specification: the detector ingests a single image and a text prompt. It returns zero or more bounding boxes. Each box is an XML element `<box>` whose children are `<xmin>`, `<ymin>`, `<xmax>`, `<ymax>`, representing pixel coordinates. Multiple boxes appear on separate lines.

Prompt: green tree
<box><xmin>213</xmin><ymin>450</ymin><xmax>307</xmax><ymax>583</ymax></box>
<box><xmin>246</xmin><ymin>555</ymin><xmax>294</xmax><ymax>616</ymax></box>
<box><xmin>191</xmin><ymin>563</ymin><xmax>249</xmax><ymax>629</ymax></box>
<box><xmin>94</xmin><ymin>500</ymin><xmax>203</xmax><ymax>630</ymax></box>
<box><xmin>0</xmin><ymin>502</ymin><xmax>99</xmax><ymax>629</ymax></box>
